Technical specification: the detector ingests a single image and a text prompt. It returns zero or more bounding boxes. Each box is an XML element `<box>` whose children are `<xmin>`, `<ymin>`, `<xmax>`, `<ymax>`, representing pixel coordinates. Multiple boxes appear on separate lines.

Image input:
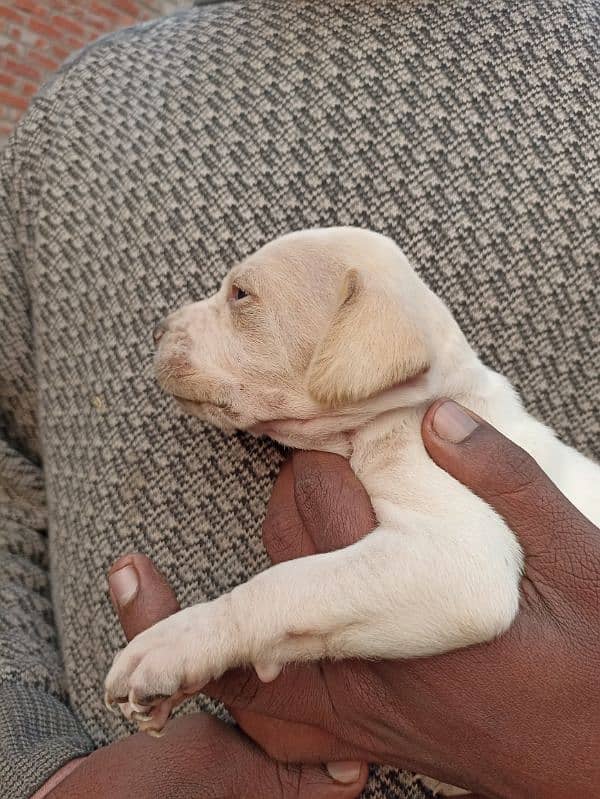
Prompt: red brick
<box><xmin>28</xmin><ymin>18</ymin><xmax>62</xmax><ymax>39</ymax></box>
<box><xmin>0</xmin><ymin>72</ymin><xmax>17</xmax><ymax>88</ymax></box>
<box><xmin>65</xmin><ymin>36</ymin><xmax>87</xmax><ymax>51</ymax></box>
<box><xmin>14</xmin><ymin>0</ymin><xmax>47</xmax><ymax>16</ymax></box>
<box><xmin>4</xmin><ymin>57</ymin><xmax>41</xmax><ymax>81</ymax></box>
<box><xmin>30</xmin><ymin>51</ymin><xmax>60</xmax><ymax>71</ymax></box>
<box><xmin>51</xmin><ymin>43</ymin><xmax>70</xmax><ymax>60</ymax></box>
<box><xmin>0</xmin><ymin>7</ymin><xmax>24</xmax><ymax>25</ymax></box>
<box><xmin>113</xmin><ymin>0</ymin><xmax>140</xmax><ymax>16</ymax></box>
<box><xmin>86</xmin><ymin>14</ymin><xmax>112</xmax><ymax>32</ymax></box>
<box><xmin>0</xmin><ymin>89</ymin><xmax>29</xmax><ymax>111</ymax></box>
<box><xmin>21</xmin><ymin>80</ymin><xmax>38</xmax><ymax>97</ymax></box>
<box><xmin>52</xmin><ymin>14</ymin><xmax>86</xmax><ymax>37</ymax></box>
<box><xmin>1</xmin><ymin>0</ymin><xmax>176</xmax><ymax>142</ymax></box>
<box><xmin>69</xmin><ymin>1</ymin><xmax>84</xmax><ymax>10</ymax></box>
<box><xmin>90</xmin><ymin>3</ymin><xmax>121</xmax><ymax>23</ymax></box>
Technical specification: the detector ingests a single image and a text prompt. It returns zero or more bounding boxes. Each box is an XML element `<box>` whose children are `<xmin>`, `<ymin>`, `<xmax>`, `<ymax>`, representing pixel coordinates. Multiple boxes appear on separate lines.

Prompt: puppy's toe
<box><xmin>128</xmin><ymin>655</ymin><xmax>183</xmax><ymax>711</ymax></box>
<box><xmin>104</xmin><ymin>603</ymin><xmax>226</xmax><ymax>732</ymax></box>
<box><xmin>135</xmin><ymin>699</ymin><xmax>175</xmax><ymax>735</ymax></box>
<box><xmin>254</xmin><ymin>661</ymin><xmax>282</xmax><ymax>683</ymax></box>
<box><xmin>104</xmin><ymin>647</ymin><xmax>143</xmax><ymax>709</ymax></box>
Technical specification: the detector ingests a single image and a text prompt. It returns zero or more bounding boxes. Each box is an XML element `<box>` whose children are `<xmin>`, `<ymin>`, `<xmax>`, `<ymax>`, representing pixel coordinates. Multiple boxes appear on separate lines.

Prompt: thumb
<box><xmin>262</xmin><ymin>758</ymin><xmax>368</xmax><ymax>798</ymax></box>
<box><xmin>212</xmin><ymin>712</ymin><xmax>368</xmax><ymax>798</ymax></box>
<box><xmin>108</xmin><ymin>553</ymin><xmax>180</xmax><ymax>641</ymax></box>
<box><xmin>421</xmin><ymin>399</ymin><xmax>594</xmax><ymax>562</ymax></box>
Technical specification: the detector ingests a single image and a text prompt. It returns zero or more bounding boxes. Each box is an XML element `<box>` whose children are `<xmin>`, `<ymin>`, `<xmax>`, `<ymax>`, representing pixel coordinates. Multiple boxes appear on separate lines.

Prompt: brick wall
<box><xmin>0</xmin><ymin>0</ymin><xmax>189</xmax><ymax>146</ymax></box>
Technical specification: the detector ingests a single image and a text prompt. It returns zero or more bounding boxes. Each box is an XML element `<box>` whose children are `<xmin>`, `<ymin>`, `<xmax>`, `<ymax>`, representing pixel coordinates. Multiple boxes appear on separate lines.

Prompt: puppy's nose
<box><xmin>153</xmin><ymin>319</ymin><xmax>168</xmax><ymax>345</ymax></box>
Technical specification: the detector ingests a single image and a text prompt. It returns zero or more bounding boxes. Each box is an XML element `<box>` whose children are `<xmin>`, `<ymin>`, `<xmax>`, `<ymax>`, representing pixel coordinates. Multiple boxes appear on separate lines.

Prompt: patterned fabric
<box><xmin>0</xmin><ymin>1</ymin><xmax>599</xmax><ymax>796</ymax></box>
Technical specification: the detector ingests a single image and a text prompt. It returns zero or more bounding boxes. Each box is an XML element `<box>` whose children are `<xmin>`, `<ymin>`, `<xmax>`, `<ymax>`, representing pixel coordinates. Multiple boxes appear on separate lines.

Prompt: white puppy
<box><xmin>105</xmin><ymin>228</ymin><xmax>600</xmax><ymax>769</ymax></box>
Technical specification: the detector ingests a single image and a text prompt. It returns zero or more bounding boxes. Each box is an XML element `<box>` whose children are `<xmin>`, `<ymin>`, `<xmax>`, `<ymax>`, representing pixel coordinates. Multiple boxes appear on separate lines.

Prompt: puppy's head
<box><xmin>154</xmin><ymin>227</ymin><xmax>432</xmax><ymax>433</ymax></box>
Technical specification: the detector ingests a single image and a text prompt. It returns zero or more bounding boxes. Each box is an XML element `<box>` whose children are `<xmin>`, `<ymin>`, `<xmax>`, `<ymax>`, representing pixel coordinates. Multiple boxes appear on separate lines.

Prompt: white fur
<box><xmin>106</xmin><ymin>229</ymin><xmax>600</xmax><ymax>785</ymax></box>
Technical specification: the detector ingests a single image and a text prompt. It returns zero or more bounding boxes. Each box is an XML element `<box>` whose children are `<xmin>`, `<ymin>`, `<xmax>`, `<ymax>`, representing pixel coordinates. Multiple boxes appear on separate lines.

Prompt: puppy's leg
<box><xmin>105</xmin><ymin>513</ymin><xmax>521</xmax><ymax>732</ymax></box>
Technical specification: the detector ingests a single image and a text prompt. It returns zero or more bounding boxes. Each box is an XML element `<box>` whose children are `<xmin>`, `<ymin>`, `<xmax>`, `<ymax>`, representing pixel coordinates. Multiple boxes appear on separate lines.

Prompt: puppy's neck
<box><xmin>252</xmin><ymin>353</ymin><xmax>488</xmax><ymax>457</ymax></box>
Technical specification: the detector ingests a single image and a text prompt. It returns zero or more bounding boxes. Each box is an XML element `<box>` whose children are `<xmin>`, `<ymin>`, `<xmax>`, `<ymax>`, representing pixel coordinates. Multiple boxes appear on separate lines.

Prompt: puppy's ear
<box><xmin>307</xmin><ymin>268</ymin><xmax>429</xmax><ymax>407</ymax></box>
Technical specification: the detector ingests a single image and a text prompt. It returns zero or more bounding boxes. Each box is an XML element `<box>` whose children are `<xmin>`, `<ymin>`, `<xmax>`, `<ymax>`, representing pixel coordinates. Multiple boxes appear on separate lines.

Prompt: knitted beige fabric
<box><xmin>0</xmin><ymin>1</ymin><xmax>598</xmax><ymax>797</ymax></box>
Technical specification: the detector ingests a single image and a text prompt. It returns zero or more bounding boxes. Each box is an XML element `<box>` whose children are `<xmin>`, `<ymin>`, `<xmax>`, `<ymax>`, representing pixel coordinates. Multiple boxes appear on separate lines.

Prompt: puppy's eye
<box><xmin>229</xmin><ymin>284</ymin><xmax>249</xmax><ymax>302</ymax></box>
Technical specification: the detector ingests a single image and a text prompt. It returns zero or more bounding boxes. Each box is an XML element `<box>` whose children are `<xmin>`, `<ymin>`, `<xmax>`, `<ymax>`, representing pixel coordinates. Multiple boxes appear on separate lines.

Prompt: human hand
<box><xmin>47</xmin><ymin>558</ymin><xmax>367</xmax><ymax>799</ymax></box>
<box><xmin>105</xmin><ymin>400</ymin><xmax>600</xmax><ymax>798</ymax></box>
<box><xmin>205</xmin><ymin>400</ymin><xmax>600</xmax><ymax>799</ymax></box>
<box><xmin>49</xmin><ymin>712</ymin><xmax>367</xmax><ymax>798</ymax></box>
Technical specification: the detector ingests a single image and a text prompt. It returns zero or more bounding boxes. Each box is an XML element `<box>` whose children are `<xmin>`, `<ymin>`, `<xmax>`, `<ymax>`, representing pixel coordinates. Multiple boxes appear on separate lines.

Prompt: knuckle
<box><xmin>504</xmin><ymin>444</ymin><xmax>540</xmax><ymax>490</ymax></box>
<box><xmin>296</xmin><ymin>462</ymin><xmax>374</xmax><ymax>550</ymax></box>
<box><xmin>543</xmin><ymin>518</ymin><xmax>600</xmax><ymax>604</ymax></box>
<box><xmin>482</xmin><ymin>435</ymin><xmax>542</xmax><ymax>500</ymax></box>
<box><xmin>262</xmin><ymin>508</ymin><xmax>303</xmax><ymax>559</ymax></box>
<box><xmin>337</xmin><ymin>476</ymin><xmax>375</xmax><ymax>531</ymax></box>
<box><xmin>294</xmin><ymin>466</ymin><xmax>329</xmax><ymax>509</ymax></box>
<box><xmin>231</xmin><ymin>673</ymin><xmax>260</xmax><ymax>709</ymax></box>
<box><xmin>274</xmin><ymin>761</ymin><xmax>302</xmax><ymax>798</ymax></box>
<box><xmin>294</xmin><ymin>464</ymin><xmax>343</xmax><ymax>523</ymax></box>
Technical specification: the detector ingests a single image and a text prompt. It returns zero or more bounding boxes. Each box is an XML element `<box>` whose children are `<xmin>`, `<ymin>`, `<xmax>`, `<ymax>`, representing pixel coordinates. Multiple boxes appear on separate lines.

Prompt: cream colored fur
<box><xmin>106</xmin><ymin>228</ymin><xmax>600</xmax><ymax>793</ymax></box>
<box><xmin>308</xmin><ymin>266</ymin><xmax>430</xmax><ymax>407</ymax></box>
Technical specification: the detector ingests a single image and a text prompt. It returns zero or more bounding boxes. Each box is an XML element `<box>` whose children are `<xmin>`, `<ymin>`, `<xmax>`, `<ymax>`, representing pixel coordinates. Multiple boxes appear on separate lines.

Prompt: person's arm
<box><xmin>117</xmin><ymin>401</ymin><xmax>600</xmax><ymax>798</ymax></box>
<box><xmin>0</xmin><ymin>119</ymin><xmax>95</xmax><ymax>798</ymax></box>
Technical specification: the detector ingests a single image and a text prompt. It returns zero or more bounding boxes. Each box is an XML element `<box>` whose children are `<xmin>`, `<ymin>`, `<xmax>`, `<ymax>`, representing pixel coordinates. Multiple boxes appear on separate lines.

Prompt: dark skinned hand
<box><xmin>48</xmin><ymin>578</ymin><xmax>367</xmax><ymax>798</ymax></box>
<box><xmin>107</xmin><ymin>400</ymin><xmax>600</xmax><ymax>799</ymax></box>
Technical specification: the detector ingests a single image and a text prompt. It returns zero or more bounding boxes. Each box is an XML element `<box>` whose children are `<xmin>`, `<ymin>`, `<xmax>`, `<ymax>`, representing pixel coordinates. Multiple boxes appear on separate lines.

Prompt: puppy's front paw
<box><xmin>104</xmin><ymin>600</ymin><xmax>233</xmax><ymax>734</ymax></box>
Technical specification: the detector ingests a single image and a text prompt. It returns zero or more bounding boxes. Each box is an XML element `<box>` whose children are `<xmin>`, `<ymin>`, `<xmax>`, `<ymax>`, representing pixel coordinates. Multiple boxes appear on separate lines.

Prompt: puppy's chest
<box><xmin>350</xmin><ymin>417</ymin><xmax>432</xmax><ymax>521</ymax></box>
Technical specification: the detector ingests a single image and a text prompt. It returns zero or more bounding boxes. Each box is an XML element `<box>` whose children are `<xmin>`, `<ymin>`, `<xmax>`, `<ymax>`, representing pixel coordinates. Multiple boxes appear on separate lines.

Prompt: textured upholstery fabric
<box><xmin>0</xmin><ymin>1</ymin><xmax>598</xmax><ymax>796</ymax></box>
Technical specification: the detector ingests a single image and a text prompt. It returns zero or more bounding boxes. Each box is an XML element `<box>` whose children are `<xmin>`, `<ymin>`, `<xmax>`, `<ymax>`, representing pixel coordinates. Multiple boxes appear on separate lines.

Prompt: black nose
<box><xmin>153</xmin><ymin>319</ymin><xmax>168</xmax><ymax>345</ymax></box>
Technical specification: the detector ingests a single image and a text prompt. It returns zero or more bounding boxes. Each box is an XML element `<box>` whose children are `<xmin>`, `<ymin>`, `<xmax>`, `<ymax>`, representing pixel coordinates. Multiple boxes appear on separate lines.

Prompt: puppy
<box><xmin>105</xmin><ymin>227</ymin><xmax>600</xmax><ymax>781</ymax></box>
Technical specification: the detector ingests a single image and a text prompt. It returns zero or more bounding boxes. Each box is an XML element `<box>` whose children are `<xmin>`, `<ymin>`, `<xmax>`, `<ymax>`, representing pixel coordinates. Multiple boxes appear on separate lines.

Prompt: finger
<box><xmin>205</xmin><ymin>663</ymin><xmax>345</xmax><ymax>730</ymax></box>
<box><xmin>263</xmin><ymin>458</ymin><xmax>318</xmax><ymax>564</ymax></box>
<box><xmin>234</xmin><ymin>708</ymin><xmax>368</xmax><ymax>764</ymax></box>
<box><xmin>421</xmin><ymin>400</ymin><xmax>596</xmax><ymax>561</ymax></box>
<box><xmin>202</xmin><ymin>711</ymin><xmax>367</xmax><ymax>797</ymax></box>
<box><xmin>292</xmin><ymin>451</ymin><xmax>376</xmax><ymax>552</ymax></box>
<box><xmin>205</xmin><ymin>661</ymin><xmax>356</xmax><ymax>755</ymax></box>
<box><xmin>108</xmin><ymin>553</ymin><xmax>180</xmax><ymax>641</ymax></box>
<box><xmin>256</xmin><ymin>750</ymin><xmax>368</xmax><ymax>798</ymax></box>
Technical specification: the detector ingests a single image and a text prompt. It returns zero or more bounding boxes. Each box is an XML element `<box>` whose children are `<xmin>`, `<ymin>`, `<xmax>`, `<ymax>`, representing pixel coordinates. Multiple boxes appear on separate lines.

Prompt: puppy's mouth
<box><xmin>154</xmin><ymin>344</ymin><xmax>241</xmax><ymax>427</ymax></box>
<box><xmin>170</xmin><ymin>394</ymin><xmax>241</xmax><ymax>430</ymax></box>
<box><xmin>155</xmin><ymin>362</ymin><xmax>233</xmax><ymax>414</ymax></box>
<box><xmin>172</xmin><ymin>394</ymin><xmax>230</xmax><ymax>411</ymax></box>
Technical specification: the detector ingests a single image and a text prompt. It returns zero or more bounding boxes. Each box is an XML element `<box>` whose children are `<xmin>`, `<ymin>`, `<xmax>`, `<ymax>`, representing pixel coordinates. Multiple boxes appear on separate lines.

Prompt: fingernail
<box><xmin>109</xmin><ymin>564</ymin><xmax>139</xmax><ymax>607</ymax></box>
<box><xmin>432</xmin><ymin>400</ymin><xmax>479</xmax><ymax>443</ymax></box>
<box><xmin>326</xmin><ymin>761</ymin><xmax>362</xmax><ymax>784</ymax></box>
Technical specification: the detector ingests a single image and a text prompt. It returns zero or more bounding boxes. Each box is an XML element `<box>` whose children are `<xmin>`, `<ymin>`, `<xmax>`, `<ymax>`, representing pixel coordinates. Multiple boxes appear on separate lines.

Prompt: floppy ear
<box><xmin>307</xmin><ymin>268</ymin><xmax>429</xmax><ymax>408</ymax></box>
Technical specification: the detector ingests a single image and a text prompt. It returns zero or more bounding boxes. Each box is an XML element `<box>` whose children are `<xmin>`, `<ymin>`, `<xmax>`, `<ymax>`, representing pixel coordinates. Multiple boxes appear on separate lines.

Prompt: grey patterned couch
<box><xmin>0</xmin><ymin>1</ymin><xmax>598</xmax><ymax>797</ymax></box>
